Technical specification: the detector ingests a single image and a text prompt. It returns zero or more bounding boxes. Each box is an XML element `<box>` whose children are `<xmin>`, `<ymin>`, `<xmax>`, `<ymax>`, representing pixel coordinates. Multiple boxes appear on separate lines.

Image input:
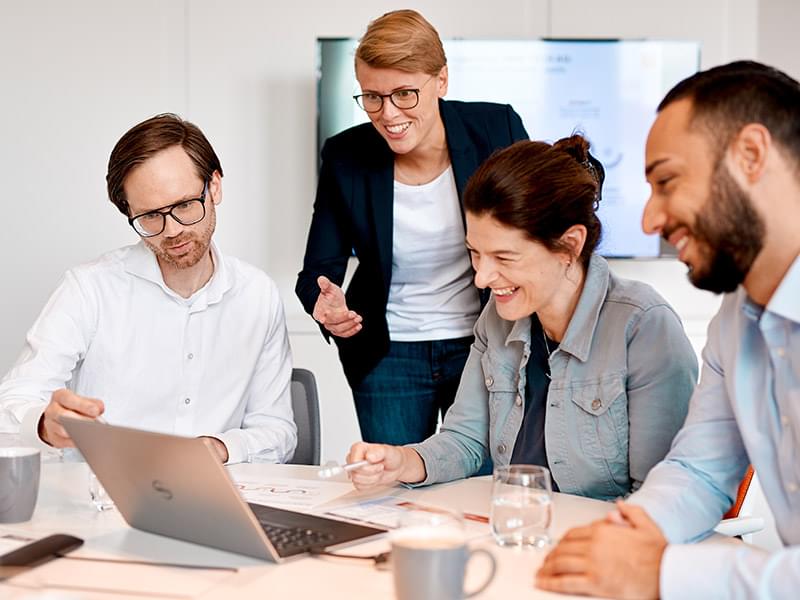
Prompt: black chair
<box><xmin>288</xmin><ymin>368</ymin><xmax>321</xmax><ymax>465</ymax></box>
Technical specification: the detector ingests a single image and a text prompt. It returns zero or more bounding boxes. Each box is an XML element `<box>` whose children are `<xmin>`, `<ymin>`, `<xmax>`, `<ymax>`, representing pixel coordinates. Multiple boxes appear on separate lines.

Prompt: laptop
<box><xmin>62</xmin><ymin>417</ymin><xmax>384</xmax><ymax>562</ymax></box>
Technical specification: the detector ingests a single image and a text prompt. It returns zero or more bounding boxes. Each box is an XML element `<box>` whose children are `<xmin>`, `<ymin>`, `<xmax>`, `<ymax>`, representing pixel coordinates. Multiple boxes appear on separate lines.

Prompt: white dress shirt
<box><xmin>629</xmin><ymin>255</ymin><xmax>800</xmax><ymax>599</ymax></box>
<box><xmin>0</xmin><ymin>241</ymin><xmax>297</xmax><ymax>464</ymax></box>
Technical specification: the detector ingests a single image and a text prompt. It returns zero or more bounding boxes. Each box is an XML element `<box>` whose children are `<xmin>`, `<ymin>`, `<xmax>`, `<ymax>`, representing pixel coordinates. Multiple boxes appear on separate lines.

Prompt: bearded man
<box><xmin>537</xmin><ymin>60</ymin><xmax>800</xmax><ymax>599</ymax></box>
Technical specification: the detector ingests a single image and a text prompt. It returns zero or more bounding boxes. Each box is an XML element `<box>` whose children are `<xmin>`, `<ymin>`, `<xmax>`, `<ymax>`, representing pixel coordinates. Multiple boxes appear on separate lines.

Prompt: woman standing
<box><xmin>296</xmin><ymin>10</ymin><xmax>528</xmax><ymax>444</ymax></box>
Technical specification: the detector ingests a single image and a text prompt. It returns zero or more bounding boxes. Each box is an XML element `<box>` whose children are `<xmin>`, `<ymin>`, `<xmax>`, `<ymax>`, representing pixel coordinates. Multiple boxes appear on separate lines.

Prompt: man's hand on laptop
<box><xmin>39</xmin><ymin>389</ymin><xmax>105</xmax><ymax>448</ymax></box>
<box><xmin>201</xmin><ymin>436</ymin><xmax>229</xmax><ymax>463</ymax></box>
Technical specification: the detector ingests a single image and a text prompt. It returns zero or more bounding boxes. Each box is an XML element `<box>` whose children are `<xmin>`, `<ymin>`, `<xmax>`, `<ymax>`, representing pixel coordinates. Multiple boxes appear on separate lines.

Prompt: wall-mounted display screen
<box><xmin>317</xmin><ymin>38</ymin><xmax>699</xmax><ymax>258</ymax></box>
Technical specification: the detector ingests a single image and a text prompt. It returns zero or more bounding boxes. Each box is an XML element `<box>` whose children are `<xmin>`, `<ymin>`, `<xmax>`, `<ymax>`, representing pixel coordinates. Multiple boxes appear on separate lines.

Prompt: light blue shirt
<box><xmin>630</xmin><ymin>255</ymin><xmax>800</xmax><ymax>599</ymax></box>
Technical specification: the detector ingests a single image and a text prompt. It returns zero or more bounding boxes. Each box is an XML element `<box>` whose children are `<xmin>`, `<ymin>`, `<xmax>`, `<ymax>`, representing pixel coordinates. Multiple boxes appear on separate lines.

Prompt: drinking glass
<box><xmin>490</xmin><ymin>464</ymin><xmax>552</xmax><ymax>548</ymax></box>
<box><xmin>88</xmin><ymin>469</ymin><xmax>115</xmax><ymax>511</ymax></box>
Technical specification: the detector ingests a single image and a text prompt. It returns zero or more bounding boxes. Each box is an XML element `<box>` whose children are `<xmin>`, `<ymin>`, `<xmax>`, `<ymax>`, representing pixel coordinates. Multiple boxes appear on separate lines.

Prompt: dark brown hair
<box><xmin>463</xmin><ymin>136</ymin><xmax>604</xmax><ymax>267</ymax></box>
<box><xmin>106</xmin><ymin>113</ymin><xmax>223</xmax><ymax>216</ymax></box>
<box><xmin>356</xmin><ymin>9</ymin><xmax>446</xmax><ymax>75</ymax></box>
<box><xmin>659</xmin><ymin>60</ymin><xmax>800</xmax><ymax>166</ymax></box>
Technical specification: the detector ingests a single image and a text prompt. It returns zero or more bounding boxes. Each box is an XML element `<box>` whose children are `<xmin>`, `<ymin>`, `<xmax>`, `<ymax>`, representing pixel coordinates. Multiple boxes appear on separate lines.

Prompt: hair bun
<box><xmin>553</xmin><ymin>134</ymin><xmax>605</xmax><ymax>206</ymax></box>
<box><xmin>553</xmin><ymin>134</ymin><xmax>590</xmax><ymax>163</ymax></box>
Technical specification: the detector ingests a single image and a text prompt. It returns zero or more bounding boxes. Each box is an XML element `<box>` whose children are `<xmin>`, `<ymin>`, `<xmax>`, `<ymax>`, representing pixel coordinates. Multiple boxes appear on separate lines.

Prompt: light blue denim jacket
<box><xmin>410</xmin><ymin>254</ymin><xmax>698</xmax><ymax>500</ymax></box>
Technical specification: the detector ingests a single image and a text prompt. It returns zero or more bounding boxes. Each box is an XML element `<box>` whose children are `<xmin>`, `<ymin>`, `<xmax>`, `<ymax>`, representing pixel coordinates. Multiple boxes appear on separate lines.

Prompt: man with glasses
<box><xmin>0</xmin><ymin>113</ymin><xmax>297</xmax><ymax>464</ymax></box>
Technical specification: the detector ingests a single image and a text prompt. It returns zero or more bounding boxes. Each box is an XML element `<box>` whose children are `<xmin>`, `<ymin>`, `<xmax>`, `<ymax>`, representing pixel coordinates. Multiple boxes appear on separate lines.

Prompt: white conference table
<box><xmin>0</xmin><ymin>462</ymin><xmax>732</xmax><ymax>599</ymax></box>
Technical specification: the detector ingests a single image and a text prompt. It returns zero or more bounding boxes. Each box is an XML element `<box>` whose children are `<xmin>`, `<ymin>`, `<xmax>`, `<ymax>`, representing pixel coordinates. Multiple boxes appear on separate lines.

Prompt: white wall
<box><xmin>0</xmin><ymin>1</ymin><xmax>786</xmax><ymax>473</ymax></box>
<box><xmin>758</xmin><ymin>0</ymin><xmax>800</xmax><ymax>81</ymax></box>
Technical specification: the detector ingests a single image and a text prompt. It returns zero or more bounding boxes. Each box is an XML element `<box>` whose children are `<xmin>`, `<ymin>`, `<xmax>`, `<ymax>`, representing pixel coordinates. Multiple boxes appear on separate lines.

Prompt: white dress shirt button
<box><xmin>515</xmin><ymin>395</ymin><xmax>523</xmax><ymax>407</ymax></box>
<box><xmin>184</xmin><ymin>397</ymin><xmax>191</xmax><ymax>405</ymax></box>
<box><xmin>187</xmin><ymin>353</ymin><xmax>194</xmax><ymax>360</ymax></box>
<box><xmin>497</xmin><ymin>443</ymin><xmax>507</xmax><ymax>454</ymax></box>
<box><xmin>485</xmin><ymin>376</ymin><xmax>494</xmax><ymax>388</ymax></box>
<box><xmin>591</xmin><ymin>398</ymin><xmax>602</xmax><ymax>411</ymax></box>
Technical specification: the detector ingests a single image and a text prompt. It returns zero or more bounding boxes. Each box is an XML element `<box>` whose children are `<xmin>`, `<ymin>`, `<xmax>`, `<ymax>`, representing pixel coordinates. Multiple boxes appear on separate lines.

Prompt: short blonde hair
<box><xmin>356</xmin><ymin>9</ymin><xmax>446</xmax><ymax>75</ymax></box>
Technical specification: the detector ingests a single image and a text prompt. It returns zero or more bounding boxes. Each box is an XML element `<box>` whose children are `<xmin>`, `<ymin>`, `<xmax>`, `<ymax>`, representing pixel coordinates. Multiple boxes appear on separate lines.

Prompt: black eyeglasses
<box><xmin>353</xmin><ymin>75</ymin><xmax>435</xmax><ymax>113</ymax></box>
<box><xmin>128</xmin><ymin>180</ymin><xmax>208</xmax><ymax>238</ymax></box>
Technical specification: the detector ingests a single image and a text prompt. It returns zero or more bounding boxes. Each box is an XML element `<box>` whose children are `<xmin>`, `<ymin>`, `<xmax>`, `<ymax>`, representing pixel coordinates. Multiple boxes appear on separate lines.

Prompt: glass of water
<box><xmin>88</xmin><ymin>469</ymin><xmax>115</xmax><ymax>511</ymax></box>
<box><xmin>490</xmin><ymin>464</ymin><xmax>552</xmax><ymax>548</ymax></box>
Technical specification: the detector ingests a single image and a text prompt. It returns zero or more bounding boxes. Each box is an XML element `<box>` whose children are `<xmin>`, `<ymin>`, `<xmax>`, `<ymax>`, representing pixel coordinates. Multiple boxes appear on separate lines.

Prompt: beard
<box><xmin>145</xmin><ymin>207</ymin><xmax>216</xmax><ymax>270</ymax></box>
<box><xmin>683</xmin><ymin>162</ymin><xmax>765</xmax><ymax>294</ymax></box>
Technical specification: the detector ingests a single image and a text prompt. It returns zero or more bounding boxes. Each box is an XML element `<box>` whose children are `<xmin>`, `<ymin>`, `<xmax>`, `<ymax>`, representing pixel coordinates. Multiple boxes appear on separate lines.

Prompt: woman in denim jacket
<box><xmin>347</xmin><ymin>136</ymin><xmax>698</xmax><ymax>500</ymax></box>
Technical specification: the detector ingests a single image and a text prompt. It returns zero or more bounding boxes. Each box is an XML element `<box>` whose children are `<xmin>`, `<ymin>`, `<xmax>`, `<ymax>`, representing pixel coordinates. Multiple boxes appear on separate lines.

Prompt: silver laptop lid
<box><xmin>62</xmin><ymin>418</ymin><xmax>279</xmax><ymax>562</ymax></box>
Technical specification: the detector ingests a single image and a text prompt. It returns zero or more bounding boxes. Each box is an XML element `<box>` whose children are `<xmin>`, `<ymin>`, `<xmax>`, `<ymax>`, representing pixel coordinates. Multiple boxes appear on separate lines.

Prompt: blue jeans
<box><xmin>352</xmin><ymin>336</ymin><xmax>473</xmax><ymax>445</ymax></box>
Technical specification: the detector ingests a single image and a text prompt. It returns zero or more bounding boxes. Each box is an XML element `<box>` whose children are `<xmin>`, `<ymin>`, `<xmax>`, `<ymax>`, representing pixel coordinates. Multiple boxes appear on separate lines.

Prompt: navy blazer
<box><xmin>296</xmin><ymin>99</ymin><xmax>529</xmax><ymax>386</ymax></box>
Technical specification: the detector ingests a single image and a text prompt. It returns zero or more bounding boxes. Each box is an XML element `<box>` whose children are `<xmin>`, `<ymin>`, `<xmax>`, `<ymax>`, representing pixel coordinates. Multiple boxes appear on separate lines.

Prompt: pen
<box><xmin>339</xmin><ymin>460</ymin><xmax>370</xmax><ymax>472</ymax></box>
<box><xmin>462</xmin><ymin>512</ymin><xmax>489</xmax><ymax>524</ymax></box>
<box><xmin>395</xmin><ymin>501</ymin><xmax>490</xmax><ymax>524</ymax></box>
<box><xmin>317</xmin><ymin>460</ymin><xmax>370</xmax><ymax>479</ymax></box>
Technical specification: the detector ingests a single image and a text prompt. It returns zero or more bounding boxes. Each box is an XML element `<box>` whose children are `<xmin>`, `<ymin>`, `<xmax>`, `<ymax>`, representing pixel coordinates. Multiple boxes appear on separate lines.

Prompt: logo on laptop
<box><xmin>152</xmin><ymin>480</ymin><xmax>174</xmax><ymax>501</ymax></box>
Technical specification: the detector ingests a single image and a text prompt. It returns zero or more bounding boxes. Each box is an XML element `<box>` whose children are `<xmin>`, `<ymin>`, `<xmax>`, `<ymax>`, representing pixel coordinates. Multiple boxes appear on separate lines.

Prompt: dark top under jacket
<box><xmin>295</xmin><ymin>99</ymin><xmax>529</xmax><ymax>386</ymax></box>
<box><xmin>511</xmin><ymin>315</ymin><xmax>559</xmax><ymax>492</ymax></box>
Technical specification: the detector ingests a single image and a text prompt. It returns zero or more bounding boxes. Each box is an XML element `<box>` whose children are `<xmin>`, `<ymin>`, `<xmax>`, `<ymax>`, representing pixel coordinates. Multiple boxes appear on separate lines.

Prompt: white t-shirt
<box><xmin>387</xmin><ymin>166</ymin><xmax>480</xmax><ymax>341</ymax></box>
<box><xmin>0</xmin><ymin>241</ymin><xmax>297</xmax><ymax>464</ymax></box>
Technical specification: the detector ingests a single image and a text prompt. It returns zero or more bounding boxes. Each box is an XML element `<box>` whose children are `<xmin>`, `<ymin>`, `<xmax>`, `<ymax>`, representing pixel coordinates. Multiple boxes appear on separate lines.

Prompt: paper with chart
<box><xmin>231</xmin><ymin>476</ymin><xmax>354</xmax><ymax>509</ymax></box>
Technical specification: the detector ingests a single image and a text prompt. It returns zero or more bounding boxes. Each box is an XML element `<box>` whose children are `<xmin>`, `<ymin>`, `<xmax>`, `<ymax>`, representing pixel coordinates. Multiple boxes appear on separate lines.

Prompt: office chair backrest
<box><xmin>289</xmin><ymin>368</ymin><xmax>321</xmax><ymax>465</ymax></box>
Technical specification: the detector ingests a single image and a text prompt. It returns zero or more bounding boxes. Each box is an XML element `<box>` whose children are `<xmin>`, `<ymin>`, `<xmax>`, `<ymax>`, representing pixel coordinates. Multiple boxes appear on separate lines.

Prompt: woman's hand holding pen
<box><xmin>346</xmin><ymin>442</ymin><xmax>427</xmax><ymax>490</ymax></box>
<box><xmin>312</xmin><ymin>276</ymin><xmax>363</xmax><ymax>338</ymax></box>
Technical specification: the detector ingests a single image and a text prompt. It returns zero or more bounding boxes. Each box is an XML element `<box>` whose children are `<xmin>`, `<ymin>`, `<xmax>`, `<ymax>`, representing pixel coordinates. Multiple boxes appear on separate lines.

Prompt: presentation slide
<box><xmin>317</xmin><ymin>39</ymin><xmax>699</xmax><ymax>258</ymax></box>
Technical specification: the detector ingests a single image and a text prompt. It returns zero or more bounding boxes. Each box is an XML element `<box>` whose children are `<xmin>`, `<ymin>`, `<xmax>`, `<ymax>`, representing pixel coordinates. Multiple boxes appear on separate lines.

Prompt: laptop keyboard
<box><xmin>247</xmin><ymin>502</ymin><xmax>384</xmax><ymax>559</ymax></box>
<box><xmin>258</xmin><ymin>522</ymin><xmax>336</xmax><ymax>557</ymax></box>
